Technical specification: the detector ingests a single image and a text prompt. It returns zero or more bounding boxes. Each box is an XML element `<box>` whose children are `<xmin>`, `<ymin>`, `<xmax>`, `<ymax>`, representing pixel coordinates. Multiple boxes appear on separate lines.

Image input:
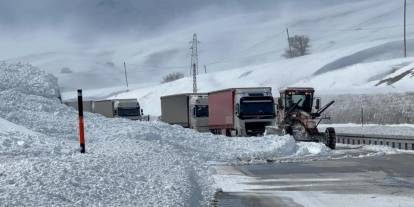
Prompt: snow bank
<box><xmin>319</xmin><ymin>124</ymin><xmax>414</xmax><ymax>136</ymax></box>
<box><xmin>0</xmin><ymin>62</ymin><xmax>332</xmax><ymax>206</ymax></box>
<box><xmin>0</xmin><ymin>62</ymin><xmax>59</xmax><ymax>98</ymax></box>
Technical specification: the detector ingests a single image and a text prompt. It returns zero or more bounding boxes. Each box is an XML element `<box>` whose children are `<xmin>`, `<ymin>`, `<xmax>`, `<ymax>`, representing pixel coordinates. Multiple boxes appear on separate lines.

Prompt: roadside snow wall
<box><xmin>0</xmin><ymin>62</ymin><xmax>331</xmax><ymax>206</ymax></box>
<box><xmin>323</xmin><ymin>93</ymin><xmax>414</xmax><ymax>124</ymax></box>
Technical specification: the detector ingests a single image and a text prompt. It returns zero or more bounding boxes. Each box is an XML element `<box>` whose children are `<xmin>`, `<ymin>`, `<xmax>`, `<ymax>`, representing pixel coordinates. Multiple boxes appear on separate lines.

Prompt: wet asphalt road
<box><xmin>214</xmin><ymin>153</ymin><xmax>414</xmax><ymax>207</ymax></box>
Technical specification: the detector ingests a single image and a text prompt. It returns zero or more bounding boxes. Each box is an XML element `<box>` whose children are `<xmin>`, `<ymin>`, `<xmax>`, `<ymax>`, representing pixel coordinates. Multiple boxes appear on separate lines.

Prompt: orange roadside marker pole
<box><xmin>77</xmin><ymin>89</ymin><xmax>86</xmax><ymax>153</ymax></box>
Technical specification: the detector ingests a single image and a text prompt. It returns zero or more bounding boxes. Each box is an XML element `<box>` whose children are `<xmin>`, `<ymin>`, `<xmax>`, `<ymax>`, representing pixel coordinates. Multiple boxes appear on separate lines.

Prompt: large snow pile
<box><xmin>0</xmin><ymin>62</ymin><xmax>332</xmax><ymax>206</ymax></box>
<box><xmin>0</xmin><ymin>62</ymin><xmax>59</xmax><ymax>98</ymax></box>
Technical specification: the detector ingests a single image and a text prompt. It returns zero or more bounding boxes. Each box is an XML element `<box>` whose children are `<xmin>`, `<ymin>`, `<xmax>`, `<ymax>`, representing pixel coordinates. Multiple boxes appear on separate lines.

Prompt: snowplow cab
<box><xmin>278</xmin><ymin>87</ymin><xmax>316</xmax><ymax>114</ymax></box>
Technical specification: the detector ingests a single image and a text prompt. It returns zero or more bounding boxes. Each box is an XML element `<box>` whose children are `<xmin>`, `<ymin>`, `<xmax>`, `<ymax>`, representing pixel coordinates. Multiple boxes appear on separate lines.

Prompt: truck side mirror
<box><xmin>315</xmin><ymin>98</ymin><xmax>321</xmax><ymax>110</ymax></box>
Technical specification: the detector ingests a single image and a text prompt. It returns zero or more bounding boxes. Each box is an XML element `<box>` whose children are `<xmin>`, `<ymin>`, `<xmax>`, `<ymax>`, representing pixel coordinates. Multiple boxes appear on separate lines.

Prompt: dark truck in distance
<box><xmin>208</xmin><ymin>87</ymin><xmax>276</xmax><ymax>136</ymax></box>
<box><xmin>266</xmin><ymin>87</ymin><xmax>336</xmax><ymax>149</ymax></box>
<box><xmin>65</xmin><ymin>99</ymin><xmax>145</xmax><ymax>121</ymax></box>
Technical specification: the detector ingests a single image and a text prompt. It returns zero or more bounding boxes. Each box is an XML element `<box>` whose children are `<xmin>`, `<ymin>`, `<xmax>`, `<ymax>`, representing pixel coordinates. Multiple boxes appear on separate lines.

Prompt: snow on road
<box><xmin>0</xmin><ymin>62</ymin><xmax>335</xmax><ymax>206</ymax></box>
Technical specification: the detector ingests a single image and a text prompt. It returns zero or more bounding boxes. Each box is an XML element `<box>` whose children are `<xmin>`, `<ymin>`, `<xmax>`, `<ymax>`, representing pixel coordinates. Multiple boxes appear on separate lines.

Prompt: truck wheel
<box><xmin>325</xmin><ymin>127</ymin><xmax>336</xmax><ymax>150</ymax></box>
<box><xmin>225</xmin><ymin>129</ymin><xmax>232</xmax><ymax>137</ymax></box>
<box><xmin>282</xmin><ymin>126</ymin><xmax>293</xmax><ymax>136</ymax></box>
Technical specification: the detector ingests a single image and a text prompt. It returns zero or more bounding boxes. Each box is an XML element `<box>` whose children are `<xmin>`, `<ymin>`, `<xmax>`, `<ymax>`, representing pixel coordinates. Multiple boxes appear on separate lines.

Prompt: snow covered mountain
<box><xmin>4</xmin><ymin>0</ymin><xmax>414</xmax><ymax>115</ymax></box>
<box><xmin>105</xmin><ymin>0</ymin><xmax>414</xmax><ymax>115</ymax></box>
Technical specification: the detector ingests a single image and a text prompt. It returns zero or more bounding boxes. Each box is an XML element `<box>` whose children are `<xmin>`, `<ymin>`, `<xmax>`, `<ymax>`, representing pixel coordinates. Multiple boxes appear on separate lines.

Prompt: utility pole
<box><xmin>190</xmin><ymin>33</ymin><xmax>200</xmax><ymax>92</ymax></box>
<box><xmin>123</xmin><ymin>62</ymin><xmax>129</xmax><ymax>91</ymax></box>
<box><xmin>286</xmin><ymin>28</ymin><xmax>293</xmax><ymax>57</ymax></box>
<box><xmin>361</xmin><ymin>107</ymin><xmax>364</xmax><ymax>128</ymax></box>
<box><xmin>204</xmin><ymin>65</ymin><xmax>207</xmax><ymax>74</ymax></box>
<box><xmin>192</xmin><ymin>64</ymin><xmax>197</xmax><ymax>93</ymax></box>
<box><xmin>404</xmin><ymin>0</ymin><xmax>407</xmax><ymax>57</ymax></box>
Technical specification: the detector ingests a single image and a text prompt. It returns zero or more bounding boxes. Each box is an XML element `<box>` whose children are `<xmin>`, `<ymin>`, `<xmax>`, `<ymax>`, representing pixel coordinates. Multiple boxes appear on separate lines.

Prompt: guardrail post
<box><xmin>78</xmin><ymin>89</ymin><xmax>86</xmax><ymax>153</ymax></box>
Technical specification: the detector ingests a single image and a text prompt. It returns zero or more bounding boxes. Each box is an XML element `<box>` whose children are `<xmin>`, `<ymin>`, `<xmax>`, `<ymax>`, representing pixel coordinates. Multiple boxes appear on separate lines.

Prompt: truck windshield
<box><xmin>240</xmin><ymin>100</ymin><xmax>275</xmax><ymax>116</ymax></box>
<box><xmin>195</xmin><ymin>105</ymin><xmax>208</xmax><ymax>117</ymax></box>
<box><xmin>118</xmin><ymin>108</ymin><xmax>140</xmax><ymax>117</ymax></box>
<box><xmin>285</xmin><ymin>94</ymin><xmax>312</xmax><ymax>113</ymax></box>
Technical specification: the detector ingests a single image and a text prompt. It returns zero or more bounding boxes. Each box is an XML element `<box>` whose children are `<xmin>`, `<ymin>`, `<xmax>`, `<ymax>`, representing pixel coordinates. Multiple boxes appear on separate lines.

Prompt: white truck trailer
<box><xmin>92</xmin><ymin>100</ymin><xmax>115</xmax><ymax>118</ymax></box>
<box><xmin>64</xmin><ymin>100</ymin><xmax>93</xmax><ymax>112</ymax></box>
<box><xmin>160</xmin><ymin>93</ymin><xmax>209</xmax><ymax>132</ymax></box>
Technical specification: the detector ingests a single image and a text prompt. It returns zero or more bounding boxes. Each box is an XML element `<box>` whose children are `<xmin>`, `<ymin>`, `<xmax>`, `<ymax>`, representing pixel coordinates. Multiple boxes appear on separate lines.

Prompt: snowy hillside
<box><xmin>112</xmin><ymin>56</ymin><xmax>414</xmax><ymax>116</ymax></box>
<box><xmin>107</xmin><ymin>0</ymin><xmax>414</xmax><ymax>116</ymax></box>
<box><xmin>6</xmin><ymin>0</ymin><xmax>412</xmax><ymax>93</ymax></box>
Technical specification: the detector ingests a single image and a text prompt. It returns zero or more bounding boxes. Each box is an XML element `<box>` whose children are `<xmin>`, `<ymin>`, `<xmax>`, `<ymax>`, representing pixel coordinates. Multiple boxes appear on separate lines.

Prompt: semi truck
<box><xmin>65</xmin><ymin>99</ymin><xmax>144</xmax><ymax>120</ymax></box>
<box><xmin>208</xmin><ymin>87</ymin><xmax>276</xmax><ymax>136</ymax></box>
<box><xmin>160</xmin><ymin>93</ymin><xmax>209</xmax><ymax>132</ymax></box>
<box><xmin>113</xmin><ymin>99</ymin><xmax>143</xmax><ymax>120</ymax></box>
<box><xmin>92</xmin><ymin>99</ymin><xmax>143</xmax><ymax>120</ymax></box>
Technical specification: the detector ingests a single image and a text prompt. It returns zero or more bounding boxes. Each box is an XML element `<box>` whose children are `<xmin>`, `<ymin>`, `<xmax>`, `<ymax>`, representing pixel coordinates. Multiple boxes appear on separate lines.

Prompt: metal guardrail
<box><xmin>336</xmin><ymin>133</ymin><xmax>414</xmax><ymax>151</ymax></box>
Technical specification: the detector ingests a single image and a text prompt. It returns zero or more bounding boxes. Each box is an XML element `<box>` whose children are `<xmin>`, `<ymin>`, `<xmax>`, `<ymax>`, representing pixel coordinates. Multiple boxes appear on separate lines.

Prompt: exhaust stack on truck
<box><xmin>208</xmin><ymin>87</ymin><xmax>276</xmax><ymax>136</ymax></box>
<box><xmin>160</xmin><ymin>93</ymin><xmax>209</xmax><ymax>132</ymax></box>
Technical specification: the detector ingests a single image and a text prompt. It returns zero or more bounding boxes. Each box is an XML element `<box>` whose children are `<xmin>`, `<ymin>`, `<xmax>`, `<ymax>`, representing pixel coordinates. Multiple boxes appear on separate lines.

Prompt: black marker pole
<box><xmin>77</xmin><ymin>89</ymin><xmax>86</xmax><ymax>153</ymax></box>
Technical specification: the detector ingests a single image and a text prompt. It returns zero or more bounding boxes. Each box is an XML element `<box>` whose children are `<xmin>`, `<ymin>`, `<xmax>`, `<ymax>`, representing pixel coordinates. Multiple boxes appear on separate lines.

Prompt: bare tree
<box><xmin>161</xmin><ymin>72</ymin><xmax>184</xmax><ymax>83</ymax></box>
<box><xmin>60</xmin><ymin>67</ymin><xmax>73</xmax><ymax>74</ymax></box>
<box><xmin>283</xmin><ymin>35</ymin><xmax>311</xmax><ymax>58</ymax></box>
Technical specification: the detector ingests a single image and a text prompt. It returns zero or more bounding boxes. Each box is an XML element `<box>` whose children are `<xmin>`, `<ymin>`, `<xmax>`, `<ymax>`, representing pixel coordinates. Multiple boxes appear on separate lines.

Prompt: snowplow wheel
<box><xmin>283</xmin><ymin>126</ymin><xmax>293</xmax><ymax>136</ymax></box>
<box><xmin>291</xmin><ymin>122</ymin><xmax>309</xmax><ymax>140</ymax></box>
<box><xmin>325</xmin><ymin>127</ymin><xmax>336</xmax><ymax>150</ymax></box>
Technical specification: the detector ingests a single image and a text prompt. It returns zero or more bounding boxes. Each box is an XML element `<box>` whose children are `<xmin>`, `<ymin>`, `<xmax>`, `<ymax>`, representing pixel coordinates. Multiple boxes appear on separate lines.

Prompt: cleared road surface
<box><xmin>213</xmin><ymin>154</ymin><xmax>414</xmax><ymax>207</ymax></box>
